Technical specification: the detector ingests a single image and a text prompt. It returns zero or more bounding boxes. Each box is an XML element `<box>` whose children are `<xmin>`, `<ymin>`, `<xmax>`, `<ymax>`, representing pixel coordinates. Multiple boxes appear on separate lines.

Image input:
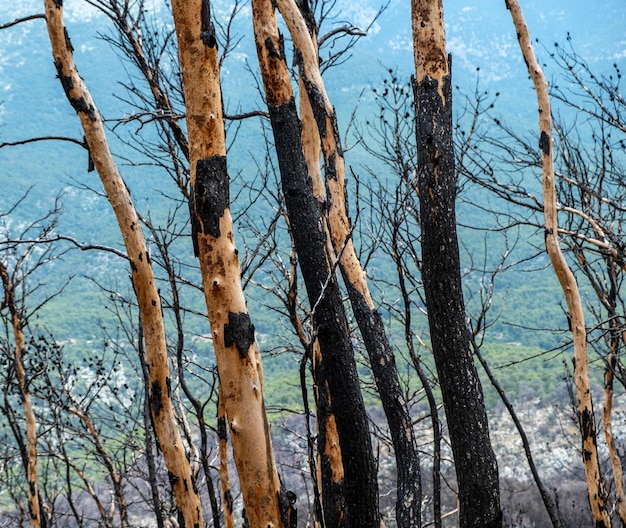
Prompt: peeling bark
<box><xmin>505</xmin><ymin>1</ymin><xmax>610</xmax><ymax>525</ymax></box>
<box><xmin>412</xmin><ymin>1</ymin><xmax>501</xmax><ymax>527</ymax></box>
<box><xmin>43</xmin><ymin>3</ymin><xmax>202</xmax><ymax>527</ymax></box>
<box><xmin>169</xmin><ymin>1</ymin><xmax>285</xmax><ymax>527</ymax></box>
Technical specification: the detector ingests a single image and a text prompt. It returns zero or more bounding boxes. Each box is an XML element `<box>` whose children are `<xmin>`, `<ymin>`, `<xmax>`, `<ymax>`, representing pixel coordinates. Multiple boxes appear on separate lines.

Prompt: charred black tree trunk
<box><xmin>343</xmin><ymin>284</ymin><xmax>421</xmax><ymax>528</ymax></box>
<box><xmin>287</xmin><ymin>2</ymin><xmax>421</xmax><ymax>523</ymax></box>
<box><xmin>267</xmin><ymin>99</ymin><xmax>380</xmax><ymax>528</ymax></box>
<box><xmin>413</xmin><ymin>61</ymin><xmax>502</xmax><ymax>527</ymax></box>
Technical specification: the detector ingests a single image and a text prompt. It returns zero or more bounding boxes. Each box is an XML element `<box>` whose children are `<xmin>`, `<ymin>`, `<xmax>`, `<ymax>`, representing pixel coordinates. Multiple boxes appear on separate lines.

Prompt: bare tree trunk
<box><xmin>604</xmin><ymin>302</ymin><xmax>626</xmax><ymax>525</ymax></box>
<box><xmin>411</xmin><ymin>1</ymin><xmax>501</xmax><ymax>526</ymax></box>
<box><xmin>277</xmin><ymin>2</ymin><xmax>422</xmax><ymax>526</ymax></box>
<box><xmin>0</xmin><ymin>262</ymin><xmax>43</xmax><ymax>528</ymax></box>
<box><xmin>505</xmin><ymin>1</ymin><xmax>610</xmax><ymax>525</ymax></box>
<box><xmin>250</xmin><ymin>1</ymin><xmax>380</xmax><ymax>526</ymax></box>
<box><xmin>293</xmin><ymin>9</ymin><xmax>347</xmax><ymax>527</ymax></box>
<box><xmin>43</xmin><ymin>3</ymin><xmax>203</xmax><ymax>526</ymax></box>
<box><xmin>169</xmin><ymin>2</ymin><xmax>287</xmax><ymax>527</ymax></box>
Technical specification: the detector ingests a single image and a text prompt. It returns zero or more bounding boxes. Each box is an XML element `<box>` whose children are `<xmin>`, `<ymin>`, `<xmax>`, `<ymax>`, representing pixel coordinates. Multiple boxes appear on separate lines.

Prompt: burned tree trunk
<box><xmin>277</xmin><ymin>1</ymin><xmax>421</xmax><ymax>526</ymax></box>
<box><xmin>43</xmin><ymin>2</ymin><xmax>203</xmax><ymax>526</ymax></box>
<box><xmin>292</xmin><ymin>7</ymin><xmax>348</xmax><ymax>528</ymax></box>
<box><xmin>251</xmin><ymin>0</ymin><xmax>380</xmax><ymax>526</ymax></box>
<box><xmin>411</xmin><ymin>1</ymin><xmax>501</xmax><ymax>526</ymax></box>
<box><xmin>0</xmin><ymin>261</ymin><xmax>44</xmax><ymax>528</ymax></box>
<box><xmin>505</xmin><ymin>1</ymin><xmax>610</xmax><ymax>525</ymax></box>
<box><xmin>169</xmin><ymin>1</ymin><xmax>287</xmax><ymax>527</ymax></box>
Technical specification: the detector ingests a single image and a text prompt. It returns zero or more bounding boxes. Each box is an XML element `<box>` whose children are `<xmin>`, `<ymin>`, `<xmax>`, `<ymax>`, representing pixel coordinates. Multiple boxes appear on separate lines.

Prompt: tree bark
<box><xmin>251</xmin><ymin>1</ymin><xmax>380</xmax><ymax>526</ymax></box>
<box><xmin>0</xmin><ymin>262</ymin><xmax>43</xmax><ymax>528</ymax></box>
<box><xmin>277</xmin><ymin>2</ymin><xmax>422</xmax><ymax>526</ymax></box>
<box><xmin>169</xmin><ymin>2</ymin><xmax>286</xmax><ymax>527</ymax></box>
<box><xmin>505</xmin><ymin>1</ymin><xmax>610</xmax><ymax>525</ymax></box>
<box><xmin>43</xmin><ymin>3</ymin><xmax>203</xmax><ymax>527</ymax></box>
<box><xmin>293</xmin><ymin>8</ymin><xmax>347</xmax><ymax>527</ymax></box>
<box><xmin>411</xmin><ymin>1</ymin><xmax>502</xmax><ymax>526</ymax></box>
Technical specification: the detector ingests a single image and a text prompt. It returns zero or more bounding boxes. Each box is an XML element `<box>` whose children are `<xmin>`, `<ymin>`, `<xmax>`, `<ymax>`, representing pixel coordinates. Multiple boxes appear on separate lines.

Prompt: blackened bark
<box><xmin>267</xmin><ymin>98</ymin><xmax>379</xmax><ymax>528</ymax></box>
<box><xmin>344</xmin><ymin>282</ymin><xmax>421</xmax><ymax>528</ymax></box>
<box><xmin>223</xmin><ymin>312</ymin><xmax>255</xmax><ymax>359</ymax></box>
<box><xmin>280</xmin><ymin>1</ymin><xmax>421</xmax><ymax>521</ymax></box>
<box><xmin>414</xmin><ymin>68</ymin><xmax>502</xmax><ymax>527</ymax></box>
<box><xmin>190</xmin><ymin>155</ymin><xmax>229</xmax><ymax>254</ymax></box>
<box><xmin>313</xmin><ymin>353</ymin><xmax>346</xmax><ymax>528</ymax></box>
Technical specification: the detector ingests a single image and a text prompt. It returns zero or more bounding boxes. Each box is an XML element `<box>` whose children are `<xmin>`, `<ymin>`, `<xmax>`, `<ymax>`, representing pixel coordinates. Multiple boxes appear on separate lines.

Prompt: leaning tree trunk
<box><xmin>251</xmin><ymin>0</ymin><xmax>380</xmax><ymax>526</ymax></box>
<box><xmin>43</xmin><ymin>3</ymin><xmax>203</xmax><ymax>527</ymax></box>
<box><xmin>169</xmin><ymin>2</ymin><xmax>288</xmax><ymax>527</ymax></box>
<box><xmin>0</xmin><ymin>262</ymin><xmax>44</xmax><ymax>528</ymax></box>
<box><xmin>411</xmin><ymin>1</ymin><xmax>502</xmax><ymax>527</ymax></box>
<box><xmin>277</xmin><ymin>1</ymin><xmax>422</xmax><ymax>526</ymax></box>
<box><xmin>293</xmin><ymin>7</ymin><xmax>348</xmax><ymax>527</ymax></box>
<box><xmin>505</xmin><ymin>1</ymin><xmax>610</xmax><ymax>524</ymax></box>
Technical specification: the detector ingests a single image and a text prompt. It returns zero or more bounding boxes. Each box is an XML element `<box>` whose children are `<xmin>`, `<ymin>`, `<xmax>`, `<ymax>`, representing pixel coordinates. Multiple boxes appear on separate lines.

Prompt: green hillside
<box><xmin>1</xmin><ymin>0</ymin><xmax>624</xmax><ymax>404</ymax></box>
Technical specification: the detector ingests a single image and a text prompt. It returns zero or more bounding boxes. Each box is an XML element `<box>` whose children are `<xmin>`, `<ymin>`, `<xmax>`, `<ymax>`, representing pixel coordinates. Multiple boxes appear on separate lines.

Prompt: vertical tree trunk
<box><xmin>604</xmin><ymin>302</ymin><xmax>626</xmax><ymax>525</ymax></box>
<box><xmin>277</xmin><ymin>2</ymin><xmax>422</xmax><ymax>526</ymax></box>
<box><xmin>0</xmin><ymin>262</ymin><xmax>43</xmax><ymax>528</ymax></box>
<box><xmin>411</xmin><ymin>1</ymin><xmax>502</xmax><ymax>526</ymax></box>
<box><xmin>169</xmin><ymin>2</ymin><xmax>287</xmax><ymax>527</ymax></box>
<box><xmin>505</xmin><ymin>2</ymin><xmax>610</xmax><ymax>525</ymax></box>
<box><xmin>43</xmin><ymin>3</ymin><xmax>203</xmax><ymax>527</ymax></box>
<box><xmin>293</xmin><ymin>8</ymin><xmax>347</xmax><ymax>527</ymax></box>
<box><xmin>250</xmin><ymin>1</ymin><xmax>380</xmax><ymax>526</ymax></box>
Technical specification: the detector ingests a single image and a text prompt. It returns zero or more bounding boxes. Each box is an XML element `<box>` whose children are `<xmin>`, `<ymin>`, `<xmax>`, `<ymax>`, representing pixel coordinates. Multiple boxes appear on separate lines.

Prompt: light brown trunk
<box><xmin>43</xmin><ymin>3</ymin><xmax>202</xmax><ymax>526</ymax></box>
<box><xmin>0</xmin><ymin>263</ymin><xmax>42</xmax><ymax>528</ymax></box>
<box><xmin>169</xmin><ymin>2</ymin><xmax>285</xmax><ymax>527</ymax></box>
<box><xmin>506</xmin><ymin>1</ymin><xmax>609</xmax><ymax>524</ymax></box>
